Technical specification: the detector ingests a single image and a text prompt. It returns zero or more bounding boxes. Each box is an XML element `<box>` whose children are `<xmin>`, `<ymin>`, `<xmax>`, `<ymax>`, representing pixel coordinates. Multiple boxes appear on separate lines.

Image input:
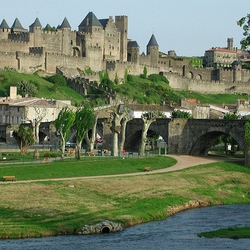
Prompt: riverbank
<box><xmin>198</xmin><ymin>226</ymin><xmax>250</xmax><ymax>239</ymax></box>
<box><xmin>0</xmin><ymin>156</ymin><xmax>249</xmax><ymax>239</ymax></box>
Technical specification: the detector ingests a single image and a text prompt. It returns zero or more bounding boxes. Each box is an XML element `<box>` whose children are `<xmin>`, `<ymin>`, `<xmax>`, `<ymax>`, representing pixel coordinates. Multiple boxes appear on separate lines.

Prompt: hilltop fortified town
<box><xmin>0</xmin><ymin>11</ymin><xmax>250</xmax><ymax>95</ymax></box>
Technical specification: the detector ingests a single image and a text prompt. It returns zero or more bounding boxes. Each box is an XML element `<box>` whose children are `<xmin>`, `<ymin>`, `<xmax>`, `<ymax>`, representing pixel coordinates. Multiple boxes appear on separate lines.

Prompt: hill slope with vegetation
<box><xmin>0</xmin><ymin>70</ymin><xmax>84</xmax><ymax>106</ymax></box>
<box><xmin>0</xmin><ymin>69</ymin><xmax>248</xmax><ymax>106</ymax></box>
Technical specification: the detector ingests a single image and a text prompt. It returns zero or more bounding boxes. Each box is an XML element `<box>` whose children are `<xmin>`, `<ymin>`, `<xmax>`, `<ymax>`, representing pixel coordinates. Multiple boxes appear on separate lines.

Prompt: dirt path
<box><xmin>1</xmin><ymin>155</ymin><xmax>244</xmax><ymax>184</ymax></box>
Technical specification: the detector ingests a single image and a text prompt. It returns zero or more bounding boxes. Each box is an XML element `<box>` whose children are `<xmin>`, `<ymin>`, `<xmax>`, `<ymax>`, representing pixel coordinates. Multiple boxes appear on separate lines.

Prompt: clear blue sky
<box><xmin>0</xmin><ymin>0</ymin><xmax>248</xmax><ymax>57</ymax></box>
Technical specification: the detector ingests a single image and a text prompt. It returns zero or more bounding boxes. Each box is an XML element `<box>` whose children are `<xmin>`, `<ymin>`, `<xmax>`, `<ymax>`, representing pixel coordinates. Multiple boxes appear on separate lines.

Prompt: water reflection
<box><xmin>1</xmin><ymin>204</ymin><xmax>250</xmax><ymax>250</ymax></box>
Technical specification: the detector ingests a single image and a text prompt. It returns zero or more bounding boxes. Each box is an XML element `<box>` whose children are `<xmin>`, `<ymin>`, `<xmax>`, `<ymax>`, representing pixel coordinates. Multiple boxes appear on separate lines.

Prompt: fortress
<box><xmin>0</xmin><ymin>11</ymin><xmax>250</xmax><ymax>95</ymax></box>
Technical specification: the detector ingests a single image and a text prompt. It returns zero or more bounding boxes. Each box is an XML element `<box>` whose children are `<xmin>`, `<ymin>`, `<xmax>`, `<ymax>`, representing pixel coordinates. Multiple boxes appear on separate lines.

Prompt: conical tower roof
<box><xmin>147</xmin><ymin>34</ymin><xmax>159</xmax><ymax>47</ymax></box>
<box><xmin>11</xmin><ymin>18</ymin><xmax>24</xmax><ymax>29</ymax></box>
<box><xmin>79</xmin><ymin>12</ymin><xmax>102</xmax><ymax>28</ymax></box>
<box><xmin>60</xmin><ymin>17</ymin><xmax>71</xmax><ymax>29</ymax></box>
<box><xmin>128</xmin><ymin>41</ymin><xmax>140</xmax><ymax>48</ymax></box>
<box><xmin>30</xmin><ymin>17</ymin><xmax>42</xmax><ymax>28</ymax></box>
<box><xmin>0</xmin><ymin>19</ymin><xmax>10</xmax><ymax>29</ymax></box>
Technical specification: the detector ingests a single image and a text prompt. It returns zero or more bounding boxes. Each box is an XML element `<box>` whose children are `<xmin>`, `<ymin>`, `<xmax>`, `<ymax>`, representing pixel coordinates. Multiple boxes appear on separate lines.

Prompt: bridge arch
<box><xmin>187</xmin><ymin>120</ymin><xmax>245</xmax><ymax>156</ymax></box>
<box><xmin>168</xmin><ymin>119</ymin><xmax>246</xmax><ymax>156</ymax></box>
<box><xmin>189</xmin><ymin>130</ymin><xmax>242</xmax><ymax>156</ymax></box>
<box><xmin>125</xmin><ymin>118</ymin><xmax>169</xmax><ymax>151</ymax></box>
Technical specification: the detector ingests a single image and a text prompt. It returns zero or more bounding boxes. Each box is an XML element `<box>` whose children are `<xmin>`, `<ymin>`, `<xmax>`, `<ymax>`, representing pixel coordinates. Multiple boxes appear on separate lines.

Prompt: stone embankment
<box><xmin>167</xmin><ymin>200</ymin><xmax>211</xmax><ymax>216</ymax></box>
<box><xmin>79</xmin><ymin>220</ymin><xmax>123</xmax><ymax>234</ymax></box>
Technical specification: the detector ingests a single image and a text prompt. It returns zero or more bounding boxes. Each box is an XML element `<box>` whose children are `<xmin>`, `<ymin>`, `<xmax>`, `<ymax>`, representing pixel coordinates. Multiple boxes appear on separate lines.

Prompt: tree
<box><xmin>244</xmin><ymin>122</ymin><xmax>250</xmax><ymax>167</ymax></box>
<box><xmin>124</xmin><ymin>68</ymin><xmax>129</xmax><ymax>84</ymax></box>
<box><xmin>140</xmin><ymin>66</ymin><xmax>147</xmax><ymax>79</ymax></box>
<box><xmin>75</xmin><ymin>106</ymin><xmax>95</xmax><ymax>160</ymax></box>
<box><xmin>54</xmin><ymin>107</ymin><xmax>75</xmax><ymax>158</ymax></box>
<box><xmin>114</xmin><ymin>73</ymin><xmax>119</xmax><ymax>85</ymax></box>
<box><xmin>17</xmin><ymin>80</ymin><xmax>38</xmax><ymax>97</ymax></box>
<box><xmin>110</xmin><ymin>104</ymin><xmax>129</xmax><ymax>156</ymax></box>
<box><xmin>172</xmin><ymin>110</ymin><xmax>193</xmax><ymax>118</ymax></box>
<box><xmin>24</xmin><ymin>107</ymin><xmax>48</xmax><ymax>144</ymax></box>
<box><xmin>222</xmin><ymin>113</ymin><xmax>239</xmax><ymax>154</ymax></box>
<box><xmin>237</xmin><ymin>14</ymin><xmax>250</xmax><ymax>51</ymax></box>
<box><xmin>13</xmin><ymin>125</ymin><xmax>35</xmax><ymax>155</ymax></box>
<box><xmin>119</xmin><ymin>111</ymin><xmax>134</xmax><ymax>151</ymax></box>
<box><xmin>140</xmin><ymin>112</ymin><xmax>157</xmax><ymax>156</ymax></box>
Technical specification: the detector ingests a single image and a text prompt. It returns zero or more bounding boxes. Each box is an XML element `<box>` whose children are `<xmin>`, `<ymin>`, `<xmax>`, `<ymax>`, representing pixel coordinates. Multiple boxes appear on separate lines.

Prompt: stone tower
<box><xmin>0</xmin><ymin>19</ymin><xmax>10</xmax><ymax>40</ymax></box>
<box><xmin>127</xmin><ymin>41</ymin><xmax>140</xmax><ymax>63</ymax></box>
<box><xmin>29</xmin><ymin>18</ymin><xmax>42</xmax><ymax>47</ymax></box>
<box><xmin>232</xmin><ymin>60</ymin><xmax>242</xmax><ymax>82</ymax></box>
<box><xmin>227</xmin><ymin>38</ymin><xmax>233</xmax><ymax>51</ymax></box>
<box><xmin>115</xmin><ymin>16</ymin><xmax>128</xmax><ymax>62</ymax></box>
<box><xmin>147</xmin><ymin>34</ymin><xmax>159</xmax><ymax>67</ymax></box>
<box><xmin>60</xmin><ymin>17</ymin><xmax>72</xmax><ymax>56</ymax></box>
<box><xmin>78</xmin><ymin>12</ymin><xmax>104</xmax><ymax>58</ymax></box>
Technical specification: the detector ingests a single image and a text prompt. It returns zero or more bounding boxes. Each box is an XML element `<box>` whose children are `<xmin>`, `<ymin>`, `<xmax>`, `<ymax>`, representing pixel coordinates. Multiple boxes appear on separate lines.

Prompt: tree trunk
<box><xmin>111</xmin><ymin>114</ymin><xmax>124</xmax><ymax>156</ymax></box>
<box><xmin>119</xmin><ymin>117</ymin><xmax>131</xmax><ymax>151</ymax></box>
<box><xmin>140</xmin><ymin>122</ymin><xmax>151</xmax><ymax>156</ymax></box>
<box><xmin>35</xmin><ymin>122</ymin><xmax>40</xmax><ymax>144</ymax></box>
<box><xmin>112</xmin><ymin>131</ymin><xmax>119</xmax><ymax>156</ymax></box>
<box><xmin>75</xmin><ymin>141</ymin><xmax>82</xmax><ymax>160</ymax></box>
<box><xmin>140</xmin><ymin>113</ymin><xmax>156</xmax><ymax>156</ymax></box>
<box><xmin>61</xmin><ymin>137</ymin><xmax>66</xmax><ymax>159</ymax></box>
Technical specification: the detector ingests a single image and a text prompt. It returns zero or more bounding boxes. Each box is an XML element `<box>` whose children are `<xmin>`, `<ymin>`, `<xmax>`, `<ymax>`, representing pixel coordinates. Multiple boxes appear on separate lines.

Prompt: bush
<box><xmin>148</xmin><ymin>74</ymin><xmax>169</xmax><ymax>83</ymax></box>
<box><xmin>44</xmin><ymin>152</ymin><xmax>61</xmax><ymax>158</ymax></box>
<box><xmin>172</xmin><ymin>110</ymin><xmax>193</xmax><ymax>118</ymax></box>
<box><xmin>46</xmin><ymin>74</ymin><xmax>67</xmax><ymax>86</ymax></box>
<box><xmin>16</xmin><ymin>80</ymin><xmax>38</xmax><ymax>97</ymax></box>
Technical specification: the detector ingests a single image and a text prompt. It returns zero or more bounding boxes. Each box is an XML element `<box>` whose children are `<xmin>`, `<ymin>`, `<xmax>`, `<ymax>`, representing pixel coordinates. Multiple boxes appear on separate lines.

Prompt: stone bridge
<box><xmin>124</xmin><ymin>118</ymin><xmax>247</xmax><ymax>156</ymax></box>
<box><xmin>167</xmin><ymin>118</ymin><xmax>247</xmax><ymax>155</ymax></box>
<box><xmin>1</xmin><ymin>118</ymin><xmax>248</xmax><ymax>161</ymax></box>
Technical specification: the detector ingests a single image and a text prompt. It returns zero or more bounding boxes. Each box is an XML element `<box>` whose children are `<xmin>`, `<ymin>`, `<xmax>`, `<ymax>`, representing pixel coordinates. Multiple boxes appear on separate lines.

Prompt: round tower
<box><xmin>29</xmin><ymin>18</ymin><xmax>42</xmax><ymax>47</ymax></box>
<box><xmin>232</xmin><ymin>60</ymin><xmax>242</xmax><ymax>82</ymax></box>
<box><xmin>60</xmin><ymin>17</ymin><xmax>72</xmax><ymax>56</ymax></box>
<box><xmin>127</xmin><ymin>41</ymin><xmax>140</xmax><ymax>63</ymax></box>
<box><xmin>0</xmin><ymin>19</ymin><xmax>10</xmax><ymax>40</ymax></box>
<box><xmin>147</xmin><ymin>34</ymin><xmax>159</xmax><ymax>67</ymax></box>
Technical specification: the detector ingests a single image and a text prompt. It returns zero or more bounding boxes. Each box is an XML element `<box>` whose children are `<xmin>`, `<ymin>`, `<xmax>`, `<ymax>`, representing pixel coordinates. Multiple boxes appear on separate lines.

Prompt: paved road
<box><xmin>0</xmin><ymin>155</ymin><xmax>244</xmax><ymax>184</ymax></box>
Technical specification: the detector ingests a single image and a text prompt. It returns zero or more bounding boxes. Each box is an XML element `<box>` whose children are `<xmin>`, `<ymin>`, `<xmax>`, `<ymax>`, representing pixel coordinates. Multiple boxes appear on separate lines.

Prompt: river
<box><xmin>1</xmin><ymin>204</ymin><xmax>250</xmax><ymax>250</ymax></box>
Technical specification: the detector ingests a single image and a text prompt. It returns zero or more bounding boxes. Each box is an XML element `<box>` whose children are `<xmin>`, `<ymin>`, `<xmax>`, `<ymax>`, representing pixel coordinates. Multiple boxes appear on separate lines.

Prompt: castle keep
<box><xmin>0</xmin><ymin>11</ymin><xmax>250</xmax><ymax>95</ymax></box>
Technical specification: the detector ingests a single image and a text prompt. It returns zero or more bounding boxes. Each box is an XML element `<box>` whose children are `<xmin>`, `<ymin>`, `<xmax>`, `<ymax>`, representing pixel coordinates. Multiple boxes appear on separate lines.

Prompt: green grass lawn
<box><xmin>0</xmin><ymin>158</ymin><xmax>249</xmax><ymax>239</ymax></box>
<box><xmin>0</xmin><ymin>156</ymin><xmax>177</xmax><ymax>180</ymax></box>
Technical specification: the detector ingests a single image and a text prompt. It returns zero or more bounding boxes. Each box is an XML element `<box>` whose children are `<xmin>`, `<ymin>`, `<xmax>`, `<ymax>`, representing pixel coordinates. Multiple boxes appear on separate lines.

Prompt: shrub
<box><xmin>46</xmin><ymin>74</ymin><xmax>67</xmax><ymax>86</ymax></box>
<box><xmin>16</xmin><ymin>80</ymin><xmax>38</xmax><ymax>97</ymax></box>
<box><xmin>148</xmin><ymin>74</ymin><xmax>169</xmax><ymax>83</ymax></box>
<box><xmin>43</xmin><ymin>152</ymin><xmax>61</xmax><ymax>158</ymax></box>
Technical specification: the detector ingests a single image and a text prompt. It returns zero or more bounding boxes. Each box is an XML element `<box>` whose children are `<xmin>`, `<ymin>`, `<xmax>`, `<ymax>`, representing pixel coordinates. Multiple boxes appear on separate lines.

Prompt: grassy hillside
<box><xmin>113</xmin><ymin>74</ymin><xmax>248</xmax><ymax>105</ymax></box>
<box><xmin>178</xmin><ymin>90</ymin><xmax>248</xmax><ymax>105</ymax></box>
<box><xmin>0</xmin><ymin>70</ymin><xmax>248</xmax><ymax>106</ymax></box>
<box><xmin>0</xmin><ymin>71</ymin><xmax>84</xmax><ymax>105</ymax></box>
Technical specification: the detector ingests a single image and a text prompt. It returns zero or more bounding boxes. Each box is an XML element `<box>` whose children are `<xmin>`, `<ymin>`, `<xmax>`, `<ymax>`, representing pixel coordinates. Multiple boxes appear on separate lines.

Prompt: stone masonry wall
<box><xmin>168</xmin><ymin>118</ymin><xmax>189</xmax><ymax>154</ymax></box>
